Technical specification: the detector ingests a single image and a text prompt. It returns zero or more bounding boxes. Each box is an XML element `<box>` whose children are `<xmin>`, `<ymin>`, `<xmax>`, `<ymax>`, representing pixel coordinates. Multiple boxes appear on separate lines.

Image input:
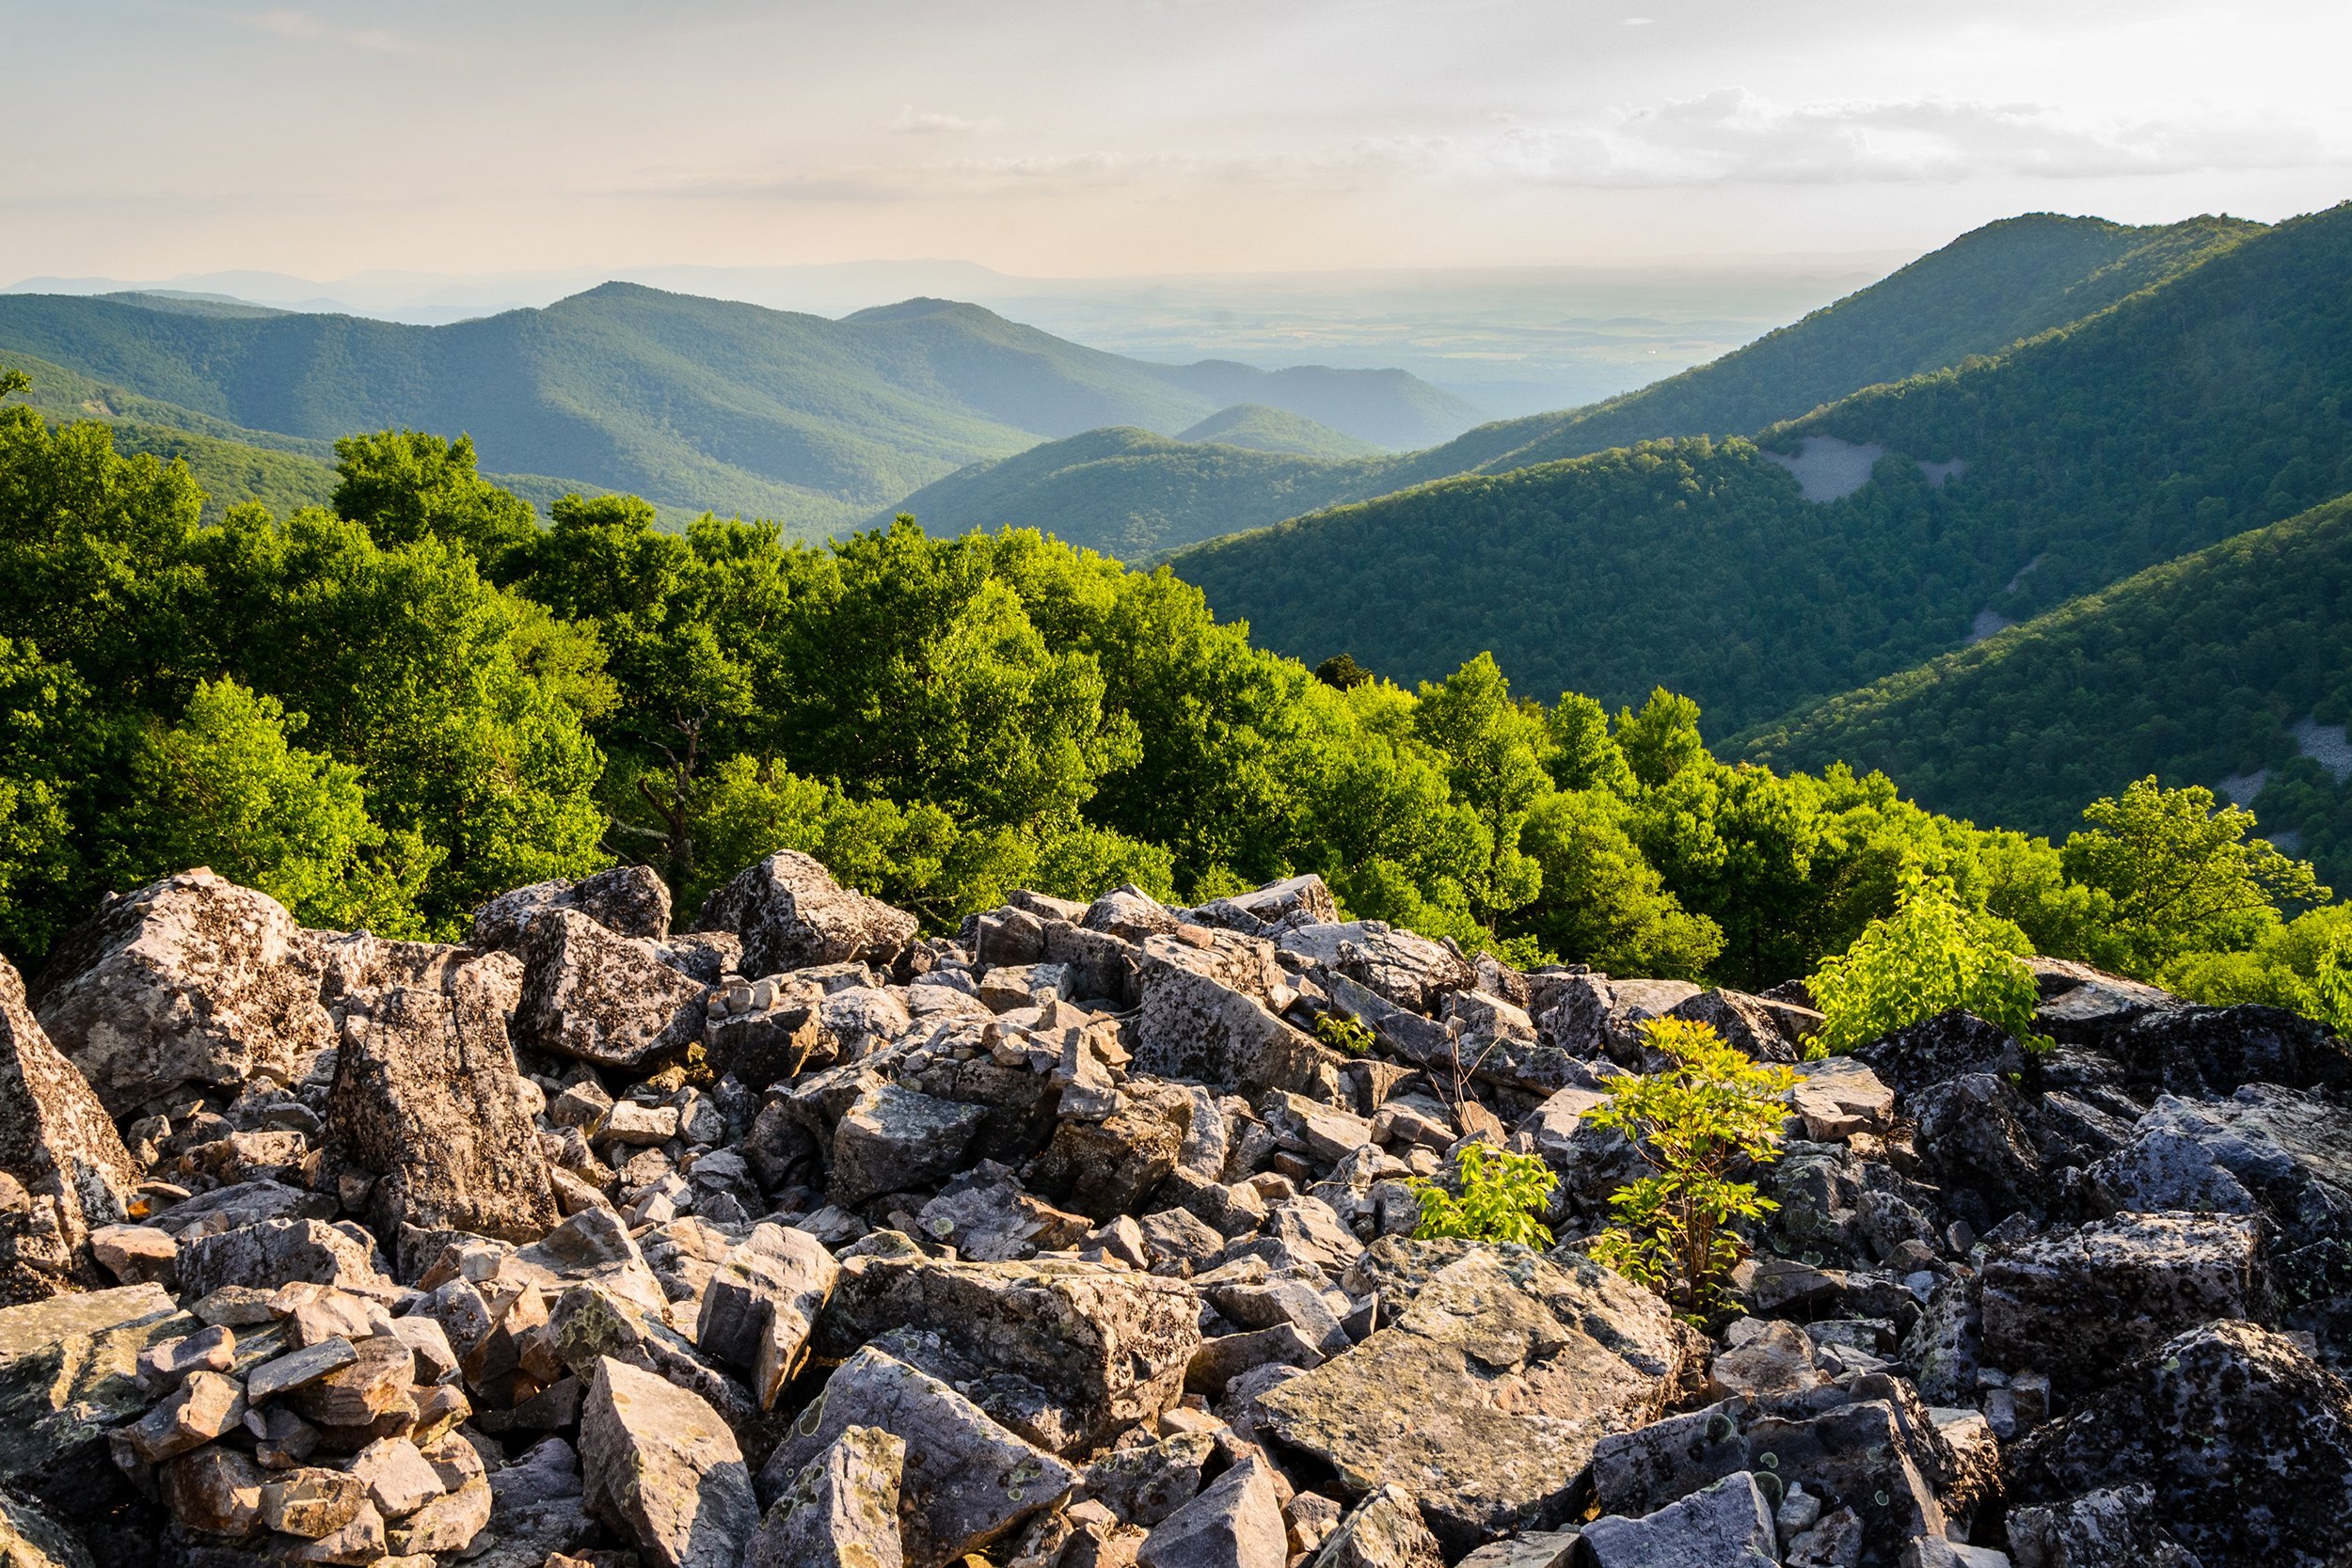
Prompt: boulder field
<box><xmin>0</xmin><ymin>855</ymin><xmax>2340</xmax><ymax>1568</ymax></box>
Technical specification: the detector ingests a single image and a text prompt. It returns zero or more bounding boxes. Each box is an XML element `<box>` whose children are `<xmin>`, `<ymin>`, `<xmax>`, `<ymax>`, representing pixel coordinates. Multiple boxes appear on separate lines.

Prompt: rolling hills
<box><xmin>0</xmin><ymin>286</ymin><xmax>1479</xmax><ymax>535</ymax></box>
<box><xmin>1739</xmin><ymin>490</ymin><xmax>2352</xmax><ymax>889</ymax></box>
<box><xmin>893</xmin><ymin>212</ymin><xmax>2260</xmax><ymax>554</ymax></box>
<box><xmin>1170</xmin><ymin>201</ymin><xmax>2352</xmax><ymax>737</ymax></box>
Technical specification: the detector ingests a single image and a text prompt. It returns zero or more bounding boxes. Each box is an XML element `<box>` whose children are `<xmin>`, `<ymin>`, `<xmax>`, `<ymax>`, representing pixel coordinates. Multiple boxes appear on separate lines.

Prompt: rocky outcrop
<box><xmin>326</xmin><ymin>959</ymin><xmax>558</xmax><ymax>1277</ymax></box>
<box><xmin>698</xmin><ymin>851</ymin><xmax>920</xmax><ymax>976</ymax></box>
<box><xmin>30</xmin><ymin>869</ymin><xmax>331</xmax><ymax>1114</ymax></box>
<box><xmin>0</xmin><ymin>960</ymin><xmax>138</xmax><ymax>1301</ymax></box>
<box><xmin>0</xmin><ymin>851</ymin><xmax>2342</xmax><ymax>1568</ymax></box>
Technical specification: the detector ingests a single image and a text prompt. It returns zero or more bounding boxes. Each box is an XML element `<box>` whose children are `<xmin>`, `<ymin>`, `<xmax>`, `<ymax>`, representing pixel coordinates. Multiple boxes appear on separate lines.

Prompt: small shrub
<box><xmin>1312</xmin><ymin>1013</ymin><xmax>1376</xmax><ymax>1057</ymax></box>
<box><xmin>1582</xmin><ymin>1016</ymin><xmax>1797</xmax><ymax>1317</ymax></box>
<box><xmin>1808</xmin><ymin>870</ymin><xmax>2045</xmax><ymax>1054</ymax></box>
<box><xmin>1408</xmin><ymin>1142</ymin><xmax>1558</xmax><ymax>1247</ymax></box>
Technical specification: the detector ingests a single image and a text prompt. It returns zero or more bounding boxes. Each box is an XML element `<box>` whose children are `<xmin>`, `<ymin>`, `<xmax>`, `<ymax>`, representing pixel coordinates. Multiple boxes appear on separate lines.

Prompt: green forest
<box><xmin>6</xmin><ymin>365</ymin><xmax>2338</xmax><ymax>1023</ymax></box>
<box><xmin>1175</xmin><ymin>202</ymin><xmax>2352</xmax><ymax>733</ymax></box>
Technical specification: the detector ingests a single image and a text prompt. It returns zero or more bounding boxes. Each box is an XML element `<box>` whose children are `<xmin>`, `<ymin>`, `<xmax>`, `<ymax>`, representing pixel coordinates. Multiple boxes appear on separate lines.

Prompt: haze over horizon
<box><xmin>9</xmin><ymin>0</ymin><xmax>2350</xmax><ymax>288</ymax></box>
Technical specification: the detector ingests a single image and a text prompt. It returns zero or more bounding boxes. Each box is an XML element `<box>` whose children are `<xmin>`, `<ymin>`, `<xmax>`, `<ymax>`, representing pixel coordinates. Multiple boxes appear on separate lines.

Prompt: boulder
<box><xmin>0</xmin><ymin>959</ymin><xmax>139</xmax><ymax>1301</ymax></box>
<box><xmin>515</xmin><ymin>909</ymin><xmax>707</xmax><ymax>1070</ymax></box>
<box><xmin>2009</xmin><ymin>1319</ymin><xmax>2352</xmax><ymax>1568</ymax></box>
<box><xmin>816</xmin><ymin>1253</ymin><xmax>1201</xmax><ymax>1453</ymax></box>
<box><xmin>1136</xmin><ymin>1453</ymin><xmax>1287</xmax><ymax>1568</ymax></box>
<box><xmin>472</xmin><ymin>863</ymin><xmax>674</xmax><ymax>948</ymax></box>
<box><xmin>1132</xmin><ymin>962</ymin><xmax>1331</xmax><ymax>1099</ymax></box>
<box><xmin>697</xmin><ymin>851</ymin><xmax>919</xmax><ymax>976</ymax></box>
<box><xmin>696</xmin><ymin>1222</ymin><xmax>842</xmax><ymax>1409</ymax></box>
<box><xmin>746</xmin><ymin>1424</ymin><xmax>906</xmax><ymax>1568</ymax></box>
<box><xmin>0</xmin><ymin>1488</ymin><xmax>96</xmax><ymax>1568</ymax></box>
<box><xmin>326</xmin><ymin>964</ymin><xmax>559</xmax><ymax>1278</ymax></box>
<box><xmin>1307</xmin><ymin>1484</ymin><xmax>1443</xmax><ymax>1568</ymax></box>
<box><xmin>2100</xmin><ymin>1002</ymin><xmax>2350</xmax><ymax>1097</ymax></box>
<box><xmin>30</xmin><ymin>869</ymin><xmax>331</xmax><ymax>1115</ymax></box>
<box><xmin>2004</xmin><ymin>1483</ymin><xmax>2201</xmax><ymax>1568</ymax></box>
<box><xmin>1851</xmin><ymin>1011</ymin><xmax>2026</xmax><ymax>1101</ymax></box>
<box><xmin>1980</xmin><ymin>1212</ymin><xmax>2265</xmax><ymax>1389</ymax></box>
<box><xmin>828</xmin><ymin>1085</ymin><xmax>988</xmax><ymax>1209</ymax></box>
<box><xmin>178</xmin><ymin>1220</ymin><xmax>390</xmax><ymax>1303</ymax></box>
<box><xmin>1254</xmin><ymin>1245</ymin><xmax>1691</xmax><ymax>1550</ymax></box>
<box><xmin>580</xmin><ymin>1354</ymin><xmax>760</xmax><ymax>1568</ymax></box>
<box><xmin>1578</xmin><ymin>1471</ymin><xmax>1778</xmax><ymax>1568</ymax></box>
<box><xmin>0</xmin><ymin>1283</ymin><xmax>188</xmax><ymax>1516</ymax></box>
<box><xmin>1664</xmin><ymin>990</ymin><xmax>1805</xmax><ymax>1064</ymax></box>
<box><xmin>1278</xmin><ymin>924</ymin><xmax>1472</xmax><ymax>1014</ymax></box>
<box><xmin>757</xmin><ymin>1343</ymin><xmax>1078</xmax><ymax>1568</ymax></box>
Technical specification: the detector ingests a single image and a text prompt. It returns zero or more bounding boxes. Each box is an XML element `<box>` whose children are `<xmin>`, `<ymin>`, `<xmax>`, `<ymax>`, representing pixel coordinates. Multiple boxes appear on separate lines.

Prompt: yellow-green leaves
<box><xmin>1582</xmin><ymin>1017</ymin><xmax>1797</xmax><ymax>1316</ymax></box>
<box><xmin>1407</xmin><ymin>1142</ymin><xmax>1558</xmax><ymax>1248</ymax></box>
<box><xmin>1809</xmin><ymin>870</ymin><xmax>2042</xmax><ymax>1054</ymax></box>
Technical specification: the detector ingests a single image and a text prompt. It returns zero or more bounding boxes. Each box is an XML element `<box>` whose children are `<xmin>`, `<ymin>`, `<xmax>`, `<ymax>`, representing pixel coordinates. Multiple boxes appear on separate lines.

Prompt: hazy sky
<box><xmin>8</xmin><ymin>0</ymin><xmax>2350</xmax><ymax>282</ymax></box>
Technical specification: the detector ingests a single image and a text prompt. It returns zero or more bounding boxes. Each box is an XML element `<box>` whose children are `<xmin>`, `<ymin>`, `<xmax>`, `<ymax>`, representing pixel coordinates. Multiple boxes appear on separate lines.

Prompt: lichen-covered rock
<box><xmin>1664</xmin><ymin>990</ymin><xmax>1806</xmax><ymax>1064</ymax></box>
<box><xmin>1131</xmin><ymin>961</ymin><xmax>1329</xmax><ymax>1098</ymax></box>
<box><xmin>828</xmin><ymin>1085</ymin><xmax>988</xmax><ymax>1210</ymax></box>
<box><xmin>2004</xmin><ymin>1482</ymin><xmax>2202</xmax><ymax>1568</ymax></box>
<box><xmin>1980</xmin><ymin>1212</ymin><xmax>2265</xmax><ymax>1389</ymax></box>
<box><xmin>580</xmin><ymin>1354</ymin><xmax>760</xmax><ymax>1568</ymax></box>
<box><xmin>0</xmin><ymin>959</ymin><xmax>139</xmax><ymax>1302</ymax></box>
<box><xmin>1307</xmin><ymin>1484</ymin><xmax>1443</xmax><ymax>1568</ymax></box>
<box><xmin>472</xmin><ymin>863</ymin><xmax>675</xmax><ymax>948</ymax></box>
<box><xmin>178</xmin><ymin>1220</ymin><xmax>390</xmax><ymax>1303</ymax></box>
<box><xmin>326</xmin><ymin>962</ymin><xmax>558</xmax><ymax>1278</ymax></box>
<box><xmin>1254</xmin><ymin>1245</ymin><xmax>1691</xmax><ymax>1550</ymax></box>
<box><xmin>816</xmin><ymin>1253</ymin><xmax>1200</xmax><ymax>1454</ymax></box>
<box><xmin>1579</xmin><ymin>1471</ymin><xmax>1778</xmax><ymax>1568</ymax></box>
<box><xmin>746</xmin><ymin>1423</ymin><xmax>906</xmax><ymax>1568</ymax></box>
<box><xmin>0</xmin><ymin>1485</ymin><xmax>97</xmax><ymax>1568</ymax></box>
<box><xmin>697</xmin><ymin>851</ymin><xmax>919</xmax><ymax>977</ymax></box>
<box><xmin>29</xmin><ymin>869</ymin><xmax>331</xmax><ymax>1115</ymax></box>
<box><xmin>1136</xmin><ymin>1453</ymin><xmax>1287</xmax><ymax>1568</ymax></box>
<box><xmin>757</xmin><ymin>1344</ymin><xmax>1078</xmax><ymax>1568</ymax></box>
<box><xmin>1851</xmin><ymin>1011</ymin><xmax>2026</xmax><ymax>1101</ymax></box>
<box><xmin>0</xmin><ymin>1282</ymin><xmax>185</xmax><ymax>1514</ymax></box>
<box><xmin>516</xmin><ymin>909</ymin><xmax>708</xmax><ymax>1069</ymax></box>
<box><xmin>696</xmin><ymin>1221</ymin><xmax>841</xmax><ymax>1409</ymax></box>
<box><xmin>2009</xmin><ymin>1319</ymin><xmax>2352</xmax><ymax>1568</ymax></box>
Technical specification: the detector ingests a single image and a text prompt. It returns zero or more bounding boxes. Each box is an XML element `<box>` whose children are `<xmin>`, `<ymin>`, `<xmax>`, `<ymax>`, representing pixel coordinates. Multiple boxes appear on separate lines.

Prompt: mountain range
<box><xmin>891</xmin><ymin>213</ymin><xmax>2259</xmax><ymax>558</ymax></box>
<box><xmin>0</xmin><ymin>285</ymin><xmax>1481</xmax><ymax>535</ymax></box>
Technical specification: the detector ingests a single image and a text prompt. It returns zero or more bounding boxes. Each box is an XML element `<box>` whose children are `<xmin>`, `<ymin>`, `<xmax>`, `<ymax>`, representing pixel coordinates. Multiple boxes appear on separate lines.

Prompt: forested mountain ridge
<box><xmin>893</xmin><ymin>212</ymin><xmax>2258</xmax><ymax>553</ymax></box>
<box><xmin>1740</xmin><ymin>489</ymin><xmax>2352</xmax><ymax>891</ymax></box>
<box><xmin>0</xmin><ymin>285</ymin><xmax>1476</xmax><ymax>535</ymax></box>
<box><xmin>1172</xmin><ymin>200</ymin><xmax>2352</xmax><ymax>736</ymax></box>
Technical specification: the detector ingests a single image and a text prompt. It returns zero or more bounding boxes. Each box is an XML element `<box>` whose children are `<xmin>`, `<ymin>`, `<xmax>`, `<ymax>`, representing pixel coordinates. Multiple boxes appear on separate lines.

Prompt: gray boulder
<box><xmin>1980</xmin><ymin>1212</ymin><xmax>2265</xmax><ymax>1390</ymax></box>
<box><xmin>696</xmin><ymin>1221</ymin><xmax>842</xmax><ymax>1409</ymax></box>
<box><xmin>0</xmin><ymin>960</ymin><xmax>139</xmax><ymax>1301</ymax></box>
<box><xmin>2005</xmin><ymin>1483</ymin><xmax>2202</xmax><ymax>1568</ymax></box>
<box><xmin>748</xmin><ymin>1424</ymin><xmax>907</xmax><ymax>1568</ymax></box>
<box><xmin>816</xmin><ymin>1252</ymin><xmax>1200</xmax><ymax>1453</ymax></box>
<box><xmin>326</xmin><ymin>961</ymin><xmax>559</xmax><ymax>1277</ymax></box>
<box><xmin>1136</xmin><ymin>1453</ymin><xmax>1287</xmax><ymax>1568</ymax></box>
<box><xmin>472</xmin><ymin>863</ymin><xmax>675</xmax><ymax>947</ymax></box>
<box><xmin>757</xmin><ymin>1343</ymin><xmax>1078</xmax><ymax>1568</ymax></box>
<box><xmin>580</xmin><ymin>1354</ymin><xmax>760</xmax><ymax>1568</ymax></box>
<box><xmin>30</xmin><ymin>869</ymin><xmax>331</xmax><ymax>1115</ymax></box>
<box><xmin>1132</xmin><ymin>960</ymin><xmax>1330</xmax><ymax>1098</ymax></box>
<box><xmin>828</xmin><ymin>1085</ymin><xmax>988</xmax><ymax>1209</ymax></box>
<box><xmin>1578</xmin><ymin>1471</ymin><xmax>1778</xmax><ymax>1568</ymax></box>
<box><xmin>2009</xmin><ymin>1318</ymin><xmax>2352</xmax><ymax>1568</ymax></box>
<box><xmin>515</xmin><ymin>909</ymin><xmax>707</xmax><ymax>1069</ymax></box>
<box><xmin>1255</xmin><ymin>1245</ymin><xmax>1691</xmax><ymax>1549</ymax></box>
<box><xmin>1307</xmin><ymin>1484</ymin><xmax>1443</xmax><ymax>1568</ymax></box>
<box><xmin>698</xmin><ymin>851</ymin><xmax>919</xmax><ymax>976</ymax></box>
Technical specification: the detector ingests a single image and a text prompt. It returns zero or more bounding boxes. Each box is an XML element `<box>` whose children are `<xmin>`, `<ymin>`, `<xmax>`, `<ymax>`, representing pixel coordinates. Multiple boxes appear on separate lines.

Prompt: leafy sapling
<box><xmin>1807</xmin><ymin>869</ymin><xmax>2046</xmax><ymax>1055</ymax></box>
<box><xmin>1582</xmin><ymin>1016</ymin><xmax>1797</xmax><ymax>1317</ymax></box>
<box><xmin>1408</xmin><ymin>1141</ymin><xmax>1558</xmax><ymax>1248</ymax></box>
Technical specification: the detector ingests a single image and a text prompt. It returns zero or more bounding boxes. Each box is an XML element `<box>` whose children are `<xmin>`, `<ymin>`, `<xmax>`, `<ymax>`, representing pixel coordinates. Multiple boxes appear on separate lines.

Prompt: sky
<box><xmin>7</xmin><ymin>0</ymin><xmax>2350</xmax><ymax>283</ymax></box>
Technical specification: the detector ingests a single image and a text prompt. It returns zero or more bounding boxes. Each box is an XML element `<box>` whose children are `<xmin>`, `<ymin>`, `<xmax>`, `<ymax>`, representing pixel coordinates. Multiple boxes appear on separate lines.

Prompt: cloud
<box><xmin>887</xmin><ymin>106</ymin><xmax>1001</xmax><ymax>135</ymax></box>
<box><xmin>236</xmin><ymin>8</ymin><xmax>422</xmax><ymax>55</ymax></box>
<box><xmin>1453</xmin><ymin>90</ymin><xmax>2343</xmax><ymax>186</ymax></box>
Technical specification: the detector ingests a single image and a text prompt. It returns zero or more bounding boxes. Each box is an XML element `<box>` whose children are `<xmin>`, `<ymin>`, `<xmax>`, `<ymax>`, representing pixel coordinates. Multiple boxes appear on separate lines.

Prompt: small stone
<box><xmin>247</xmin><ymin>1336</ymin><xmax>360</xmax><ymax>1403</ymax></box>
<box><xmin>124</xmin><ymin>1369</ymin><xmax>248</xmax><ymax>1463</ymax></box>
<box><xmin>348</xmin><ymin>1435</ymin><xmax>447</xmax><ymax>1519</ymax></box>
<box><xmin>159</xmin><ymin>1443</ymin><xmax>267</xmax><ymax>1537</ymax></box>
<box><xmin>90</xmin><ymin>1224</ymin><xmax>178</xmax><ymax>1287</ymax></box>
<box><xmin>261</xmin><ymin>1466</ymin><xmax>371</xmax><ymax>1538</ymax></box>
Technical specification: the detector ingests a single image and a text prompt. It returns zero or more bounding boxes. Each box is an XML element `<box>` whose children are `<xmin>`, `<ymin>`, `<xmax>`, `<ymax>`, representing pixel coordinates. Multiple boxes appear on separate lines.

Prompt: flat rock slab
<box><xmin>1256</xmin><ymin>1245</ymin><xmax>1690</xmax><ymax>1550</ymax></box>
<box><xmin>1981</xmin><ymin>1212</ymin><xmax>2265</xmax><ymax>1390</ymax></box>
